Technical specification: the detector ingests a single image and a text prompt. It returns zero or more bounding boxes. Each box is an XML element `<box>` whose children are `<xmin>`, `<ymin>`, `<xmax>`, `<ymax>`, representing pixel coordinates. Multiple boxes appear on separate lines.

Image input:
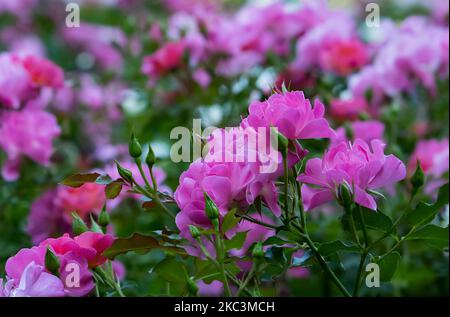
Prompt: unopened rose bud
<box><xmin>72</xmin><ymin>212</ymin><xmax>89</xmax><ymax>235</ymax></box>
<box><xmin>271</xmin><ymin>127</ymin><xmax>288</xmax><ymax>154</ymax></box>
<box><xmin>204</xmin><ymin>192</ymin><xmax>220</xmax><ymax>230</ymax></box>
<box><xmin>145</xmin><ymin>145</ymin><xmax>156</xmax><ymax>167</ymax></box>
<box><xmin>337</xmin><ymin>183</ymin><xmax>353</xmax><ymax>209</ymax></box>
<box><xmin>116</xmin><ymin>161</ymin><xmax>133</xmax><ymax>184</ymax></box>
<box><xmin>129</xmin><ymin>133</ymin><xmax>142</xmax><ymax>159</ymax></box>
<box><xmin>98</xmin><ymin>206</ymin><xmax>110</xmax><ymax>228</ymax></box>
<box><xmin>411</xmin><ymin>160</ymin><xmax>425</xmax><ymax>196</ymax></box>
<box><xmin>189</xmin><ymin>225</ymin><xmax>202</xmax><ymax>239</ymax></box>
<box><xmin>45</xmin><ymin>247</ymin><xmax>60</xmax><ymax>275</ymax></box>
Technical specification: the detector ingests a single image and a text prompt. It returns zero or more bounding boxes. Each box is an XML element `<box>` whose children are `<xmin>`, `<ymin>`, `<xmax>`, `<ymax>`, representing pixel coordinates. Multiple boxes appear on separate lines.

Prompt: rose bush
<box><xmin>0</xmin><ymin>0</ymin><xmax>448</xmax><ymax>297</ymax></box>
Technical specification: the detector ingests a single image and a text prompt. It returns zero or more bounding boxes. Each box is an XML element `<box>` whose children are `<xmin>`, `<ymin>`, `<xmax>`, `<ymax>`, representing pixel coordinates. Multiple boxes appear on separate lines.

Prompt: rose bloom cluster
<box><xmin>142</xmin><ymin>0</ymin><xmax>370</xmax><ymax>87</ymax></box>
<box><xmin>0</xmin><ymin>232</ymin><xmax>114</xmax><ymax>297</ymax></box>
<box><xmin>0</xmin><ymin>52</ymin><xmax>64</xmax><ymax>181</ymax></box>
<box><xmin>174</xmin><ymin>90</ymin><xmax>407</xmax><ymax>257</ymax></box>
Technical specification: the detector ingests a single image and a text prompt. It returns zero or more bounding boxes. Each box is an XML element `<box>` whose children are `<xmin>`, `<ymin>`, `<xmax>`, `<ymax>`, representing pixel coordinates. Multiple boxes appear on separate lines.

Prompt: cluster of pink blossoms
<box><xmin>142</xmin><ymin>0</ymin><xmax>350</xmax><ymax>86</ymax></box>
<box><xmin>0</xmin><ymin>52</ymin><xmax>64</xmax><ymax>181</ymax></box>
<box><xmin>407</xmin><ymin>139</ymin><xmax>449</xmax><ymax>195</ymax></box>
<box><xmin>0</xmin><ymin>232</ymin><xmax>114</xmax><ymax>297</ymax></box>
<box><xmin>349</xmin><ymin>16</ymin><xmax>449</xmax><ymax>106</ymax></box>
<box><xmin>175</xmin><ymin>90</ymin><xmax>406</xmax><ymax>258</ymax></box>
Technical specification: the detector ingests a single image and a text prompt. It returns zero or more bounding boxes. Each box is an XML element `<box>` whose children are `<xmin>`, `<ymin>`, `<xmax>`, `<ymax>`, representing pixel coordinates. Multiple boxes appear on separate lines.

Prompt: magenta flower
<box><xmin>408</xmin><ymin>139</ymin><xmax>449</xmax><ymax>195</ymax></box>
<box><xmin>27</xmin><ymin>188</ymin><xmax>71</xmax><ymax>245</ymax></box>
<box><xmin>4</xmin><ymin>244</ymin><xmax>94</xmax><ymax>297</ymax></box>
<box><xmin>318</xmin><ymin>39</ymin><xmax>368</xmax><ymax>76</ymax></box>
<box><xmin>0</xmin><ymin>53</ymin><xmax>32</xmax><ymax>109</ymax></box>
<box><xmin>331</xmin><ymin>120</ymin><xmax>385</xmax><ymax>146</ymax></box>
<box><xmin>20</xmin><ymin>54</ymin><xmax>64</xmax><ymax>88</ymax></box>
<box><xmin>293</xmin><ymin>12</ymin><xmax>362</xmax><ymax>74</ymax></box>
<box><xmin>349</xmin><ymin>17</ymin><xmax>449</xmax><ymax>104</ymax></box>
<box><xmin>56</xmin><ymin>183</ymin><xmax>106</xmax><ymax>220</ymax></box>
<box><xmin>298</xmin><ymin>139</ymin><xmax>406</xmax><ymax>211</ymax></box>
<box><xmin>408</xmin><ymin>139</ymin><xmax>449</xmax><ymax>178</ymax></box>
<box><xmin>0</xmin><ymin>109</ymin><xmax>61</xmax><ymax>181</ymax></box>
<box><xmin>175</xmin><ymin>126</ymin><xmax>288</xmax><ymax>257</ymax></box>
<box><xmin>40</xmin><ymin>232</ymin><xmax>115</xmax><ymax>268</ymax></box>
<box><xmin>330</xmin><ymin>97</ymin><xmax>368</xmax><ymax>121</ymax></box>
<box><xmin>1</xmin><ymin>262</ymin><xmax>65</xmax><ymax>297</ymax></box>
<box><xmin>243</xmin><ymin>91</ymin><xmax>335</xmax><ymax>140</ymax></box>
<box><xmin>141</xmin><ymin>41</ymin><xmax>185</xmax><ymax>86</ymax></box>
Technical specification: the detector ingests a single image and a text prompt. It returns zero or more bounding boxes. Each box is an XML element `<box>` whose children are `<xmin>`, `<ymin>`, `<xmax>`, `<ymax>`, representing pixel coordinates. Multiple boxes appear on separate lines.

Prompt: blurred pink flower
<box><xmin>0</xmin><ymin>53</ymin><xmax>32</xmax><ymax>109</ymax></box>
<box><xmin>20</xmin><ymin>55</ymin><xmax>64</xmax><ymax>88</ymax></box>
<box><xmin>141</xmin><ymin>41</ymin><xmax>185</xmax><ymax>86</ymax></box>
<box><xmin>298</xmin><ymin>139</ymin><xmax>406</xmax><ymax>210</ymax></box>
<box><xmin>408</xmin><ymin>139</ymin><xmax>449</xmax><ymax>178</ymax></box>
<box><xmin>243</xmin><ymin>91</ymin><xmax>335</xmax><ymax>140</ymax></box>
<box><xmin>27</xmin><ymin>188</ymin><xmax>72</xmax><ymax>245</ymax></box>
<box><xmin>62</xmin><ymin>23</ymin><xmax>125</xmax><ymax>71</ymax></box>
<box><xmin>0</xmin><ymin>109</ymin><xmax>61</xmax><ymax>181</ymax></box>
<box><xmin>330</xmin><ymin>97</ymin><xmax>368</xmax><ymax>121</ymax></box>
<box><xmin>319</xmin><ymin>39</ymin><xmax>368</xmax><ymax>76</ymax></box>
<box><xmin>350</xmin><ymin>17</ymin><xmax>449</xmax><ymax>104</ymax></box>
<box><xmin>294</xmin><ymin>12</ymin><xmax>361</xmax><ymax>74</ymax></box>
<box><xmin>56</xmin><ymin>183</ymin><xmax>106</xmax><ymax>220</ymax></box>
<box><xmin>331</xmin><ymin>120</ymin><xmax>385</xmax><ymax>146</ymax></box>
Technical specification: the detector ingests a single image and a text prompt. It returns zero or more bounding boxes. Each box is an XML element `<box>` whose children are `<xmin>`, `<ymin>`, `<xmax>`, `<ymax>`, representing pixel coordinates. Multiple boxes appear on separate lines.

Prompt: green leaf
<box><xmin>378</xmin><ymin>252</ymin><xmax>400</xmax><ymax>282</ymax></box>
<box><xmin>318</xmin><ymin>240</ymin><xmax>360</xmax><ymax>257</ymax></box>
<box><xmin>89</xmin><ymin>215</ymin><xmax>103</xmax><ymax>233</ymax></box>
<box><xmin>95</xmin><ymin>174</ymin><xmax>113</xmax><ymax>185</ymax></box>
<box><xmin>221</xmin><ymin>208</ymin><xmax>239</xmax><ymax>233</ymax></box>
<box><xmin>225</xmin><ymin>231</ymin><xmax>248</xmax><ymax>251</ymax></box>
<box><xmin>105</xmin><ymin>179</ymin><xmax>124</xmax><ymax>199</ymax></box>
<box><xmin>60</xmin><ymin>173</ymin><xmax>101</xmax><ymax>188</ymax></box>
<box><xmin>263</xmin><ymin>236</ymin><xmax>288</xmax><ymax>246</ymax></box>
<box><xmin>103</xmin><ymin>233</ymin><xmax>186</xmax><ymax>259</ymax></box>
<box><xmin>265</xmin><ymin>246</ymin><xmax>288</xmax><ymax>267</ymax></box>
<box><xmin>343</xmin><ymin>206</ymin><xmax>394</xmax><ymax>234</ymax></box>
<box><xmin>407</xmin><ymin>183</ymin><xmax>449</xmax><ymax>226</ymax></box>
<box><xmin>153</xmin><ymin>257</ymin><xmax>187</xmax><ymax>284</ymax></box>
<box><xmin>194</xmin><ymin>260</ymin><xmax>221</xmax><ymax>283</ymax></box>
<box><xmin>359</xmin><ymin>208</ymin><xmax>393</xmax><ymax>233</ymax></box>
<box><xmin>406</xmin><ymin>225</ymin><xmax>449</xmax><ymax>250</ymax></box>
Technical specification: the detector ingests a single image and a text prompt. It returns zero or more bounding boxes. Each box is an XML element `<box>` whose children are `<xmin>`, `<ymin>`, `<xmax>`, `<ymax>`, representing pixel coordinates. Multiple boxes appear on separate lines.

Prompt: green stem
<box><xmin>282</xmin><ymin>150</ymin><xmax>289</xmax><ymax>218</ymax></box>
<box><xmin>236</xmin><ymin>213</ymin><xmax>280</xmax><ymax>230</ymax></box>
<box><xmin>378</xmin><ymin>226</ymin><xmax>416</xmax><ymax>261</ymax></box>
<box><xmin>302</xmin><ymin>233</ymin><xmax>351</xmax><ymax>297</ymax></box>
<box><xmin>294</xmin><ymin>176</ymin><xmax>307</xmax><ymax>233</ymax></box>
<box><xmin>215</xmin><ymin>235</ymin><xmax>232</xmax><ymax>296</ymax></box>
<box><xmin>149</xmin><ymin>167</ymin><xmax>158</xmax><ymax>192</ymax></box>
<box><xmin>353</xmin><ymin>249</ymin><xmax>368</xmax><ymax>297</ymax></box>
<box><xmin>136</xmin><ymin>160</ymin><xmax>153</xmax><ymax>192</ymax></box>
<box><xmin>236</xmin><ymin>262</ymin><xmax>257</xmax><ymax>297</ymax></box>
<box><xmin>345</xmin><ymin>204</ymin><xmax>361</xmax><ymax>247</ymax></box>
<box><xmin>133</xmin><ymin>183</ymin><xmax>175</xmax><ymax>220</ymax></box>
<box><xmin>358</xmin><ymin>205</ymin><xmax>370</xmax><ymax>247</ymax></box>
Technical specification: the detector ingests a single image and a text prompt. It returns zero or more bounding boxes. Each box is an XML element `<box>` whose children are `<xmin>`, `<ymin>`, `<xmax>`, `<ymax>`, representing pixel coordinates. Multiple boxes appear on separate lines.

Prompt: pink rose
<box><xmin>243</xmin><ymin>91</ymin><xmax>335</xmax><ymax>140</ymax></box>
<box><xmin>298</xmin><ymin>139</ymin><xmax>406</xmax><ymax>210</ymax></box>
